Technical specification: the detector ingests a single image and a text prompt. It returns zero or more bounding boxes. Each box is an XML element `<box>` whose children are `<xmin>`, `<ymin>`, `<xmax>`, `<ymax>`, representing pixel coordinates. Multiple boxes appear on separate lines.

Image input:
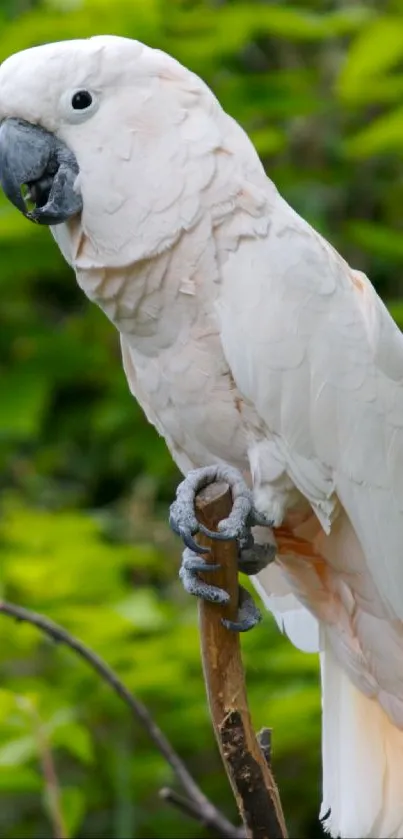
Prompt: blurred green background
<box><xmin>0</xmin><ymin>0</ymin><xmax>402</xmax><ymax>837</ymax></box>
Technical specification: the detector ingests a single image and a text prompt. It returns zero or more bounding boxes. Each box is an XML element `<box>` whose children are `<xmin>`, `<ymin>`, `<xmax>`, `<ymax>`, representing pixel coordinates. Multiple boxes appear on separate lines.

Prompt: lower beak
<box><xmin>0</xmin><ymin>118</ymin><xmax>83</xmax><ymax>225</ymax></box>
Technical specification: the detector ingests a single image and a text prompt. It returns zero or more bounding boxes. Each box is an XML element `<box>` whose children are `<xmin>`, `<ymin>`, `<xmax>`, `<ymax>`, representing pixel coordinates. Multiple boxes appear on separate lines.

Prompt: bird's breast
<box><xmin>123</xmin><ymin>324</ymin><xmax>256</xmax><ymax>474</ymax></box>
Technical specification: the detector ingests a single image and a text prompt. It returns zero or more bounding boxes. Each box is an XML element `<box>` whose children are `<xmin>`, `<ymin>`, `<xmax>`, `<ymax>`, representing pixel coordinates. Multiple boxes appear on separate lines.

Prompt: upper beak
<box><xmin>0</xmin><ymin>118</ymin><xmax>83</xmax><ymax>225</ymax></box>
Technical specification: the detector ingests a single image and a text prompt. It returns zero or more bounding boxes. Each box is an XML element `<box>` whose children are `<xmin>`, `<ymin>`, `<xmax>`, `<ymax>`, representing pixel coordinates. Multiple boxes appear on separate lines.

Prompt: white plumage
<box><xmin>1</xmin><ymin>35</ymin><xmax>403</xmax><ymax>837</ymax></box>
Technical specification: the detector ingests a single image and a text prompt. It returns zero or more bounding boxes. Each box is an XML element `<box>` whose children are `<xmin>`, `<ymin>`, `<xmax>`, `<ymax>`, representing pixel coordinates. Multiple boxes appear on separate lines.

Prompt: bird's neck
<box><xmin>74</xmin><ymin>223</ymin><xmax>219</xmax><ymax>358</ymax></box>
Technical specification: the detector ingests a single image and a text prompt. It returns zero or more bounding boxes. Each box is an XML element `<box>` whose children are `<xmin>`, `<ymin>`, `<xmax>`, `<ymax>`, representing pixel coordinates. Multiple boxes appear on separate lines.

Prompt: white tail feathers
<box><xmin>320</xmin><ymin>642</ymin><xmax>403</xmax><ymax>839</ymax></box>
<box><xmin>254</xmin><ymin>561</ymin><xmax>403</xmax><ymax>838</ymax></box>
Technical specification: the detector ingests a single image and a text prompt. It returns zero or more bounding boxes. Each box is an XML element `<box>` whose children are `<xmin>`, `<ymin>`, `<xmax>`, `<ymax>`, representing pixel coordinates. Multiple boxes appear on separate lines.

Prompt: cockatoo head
<box><xmin>0</xmin><ymin>36</ymin><xmax>169</xmax><ymax>227</ymax></box>
<box><xmin>0</xmin><ymin>35</ymin><xmax>213</xmax><ymax>265</ymax></box>
<box><xmin>0</xmin><ymin>35</ymin><xmax>245</xmax><ymax>267</ymax></box>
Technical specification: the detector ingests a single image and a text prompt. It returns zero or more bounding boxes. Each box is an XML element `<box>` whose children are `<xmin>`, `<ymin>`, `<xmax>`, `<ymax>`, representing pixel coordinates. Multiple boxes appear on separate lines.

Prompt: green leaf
<box><xmin>344</xmin><ymin>220</ymin><xmax>403</xmax><ymax>260</ymax></box>
<box><xmin>60</xmin><ymin>786</ymin><xmax>86</xmax><ymax>837</ymax></box>
<box><xmin>343</xmin><ymin>106</ymin><xmax>403</xmax><ymax>157</ymax></box>
<box><xmin>338</xmin><ymin>73</ymin><xmax>403</xmax><ymax>107</ymax></box>
<box><xmin>52</xmin><ymin>722</ymin><xmax>94</xmax><ymax>765</ymax></box>
<box><xmin>0</xmin><ymin>369</ymin><xmax>49</xmax><ymax>439</ymax></box>
<box><xmin>248</xmin><ymin>126</ymin><xmax>286</xmax><ymax>157</ymax></box>
<box><xmin>338</xmin><ymin>16</ymin><xmax>403</xmax><ymax>102</ymax></box>
<box><xmin>0</xmin><ymin>766</ymin><xmax>42</xmax><ymax>792</ymax></box>
<box><xmin>113</xmin><ymin>590</ymin><xmax>168</xmax><ymax>631</ymax></box>
<box><xmin>0</xmin><ymin>734</ymin><xmax>36</xmax><ymax>767</ymax></box>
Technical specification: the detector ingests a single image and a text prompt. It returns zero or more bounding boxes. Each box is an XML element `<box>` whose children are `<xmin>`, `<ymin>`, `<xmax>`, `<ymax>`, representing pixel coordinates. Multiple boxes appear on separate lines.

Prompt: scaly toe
<box><xmin>196</xmin><ymin>465</ymin><xmax>254</xmax><ymax>542</ymax></box>
<box><xmin>170</xmin><ymin>465</ymin><xmax>254</xmax><ymax>550</ymax></box>
<box><xmin>170</xmin><ymin>522</ymin><xmax>208</xmax><ymax>555</ymax></box>
<box><xmin>221</xmin><ymin>586</ymin><xmax>262</xmax><ymax>632</ymax></box>
<box><xmin>181</xmin><ymin>549</ymin><xmax>221</xmax><ymax>574</ymax></box>
<box><xmin>170</xmin><ymin>466</ymin><xmax>226</xmax><ymax>554</ymax></box>
<box><xmin>179</xmin><ymin>548</ymin><xmax>229</xmax><ymax>605</ymax></box>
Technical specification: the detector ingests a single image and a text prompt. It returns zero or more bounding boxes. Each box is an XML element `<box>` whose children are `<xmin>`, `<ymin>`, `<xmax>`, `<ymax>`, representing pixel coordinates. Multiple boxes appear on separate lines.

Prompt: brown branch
<box><xmin>159</xmin><ymin>787</ymin><xmax>244</xmax><ymax>837</ymax></box>
<box><xmin>0</xmin><ymin>599</ymin><xmax>240</xmax><ymax>839</ymax></box>
<box><xmin>195</xmin><ymin>484</ymin><xmax>288</xmax><ymax>839</ymax></box>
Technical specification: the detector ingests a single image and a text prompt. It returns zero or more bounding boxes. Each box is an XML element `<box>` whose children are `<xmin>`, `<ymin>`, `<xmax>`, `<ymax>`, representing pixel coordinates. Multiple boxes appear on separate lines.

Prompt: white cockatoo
<box><xmin>0</xmin><ymin>35</ymin><xmax>403</xmax><ymax>839</ymax></box>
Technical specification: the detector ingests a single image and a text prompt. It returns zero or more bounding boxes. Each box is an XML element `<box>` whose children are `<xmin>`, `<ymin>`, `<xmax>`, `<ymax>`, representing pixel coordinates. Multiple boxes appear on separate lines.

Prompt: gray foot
<box><xmin>179</xmin><ymin>548</ymin><xmax>228</xmax><ymax>605</ymax></box>
<box><xmin>169</xmin><ymin>465</ymin><xmax>271</xmax><ymax>553</ymax></box>
<box><xmin>237</xmin><ymin>531</ymin><xmax>276</xmax><ymax>576</ymax></box>
<box><xmin>179</xmin><ymin>548</ymin><xmax>261</xmax><ymax>632</ymax></box>
<box><xmin>222</xmin><ymin>586</ymin><xmax>262</xmax><ymax>633</ymax></box>
<box><xmin>171</xmin><ymin>466</ymin><xmax>276</xmax><ymax>633</ymax></box>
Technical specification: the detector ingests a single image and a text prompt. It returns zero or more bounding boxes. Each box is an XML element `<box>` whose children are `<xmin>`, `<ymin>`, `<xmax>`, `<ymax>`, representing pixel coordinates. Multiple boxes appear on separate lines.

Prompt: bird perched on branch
<box><xmin>0</xmin><ymin>35</ymin><xmax>402</xmax><ymax>839</ymax></box>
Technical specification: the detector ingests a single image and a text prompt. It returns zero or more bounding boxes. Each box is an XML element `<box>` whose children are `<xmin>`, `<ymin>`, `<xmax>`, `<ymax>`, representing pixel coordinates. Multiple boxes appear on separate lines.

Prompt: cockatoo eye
<box><xmin>59</xmin><ymin>88</ymin><xmax>99</xmax><ymax>124</ymax></box>
<box><xmin>71</xmin><ymin>90</ymin><xmax>92</xmax><ymax>110</ymax></box>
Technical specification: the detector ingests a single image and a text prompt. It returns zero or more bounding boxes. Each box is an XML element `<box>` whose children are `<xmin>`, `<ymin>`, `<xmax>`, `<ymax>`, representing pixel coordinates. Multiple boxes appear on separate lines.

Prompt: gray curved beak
<box><xmin>0</xmin><ymin>118</ymin><xmax>83</xmax><ymax>225</ymax></box>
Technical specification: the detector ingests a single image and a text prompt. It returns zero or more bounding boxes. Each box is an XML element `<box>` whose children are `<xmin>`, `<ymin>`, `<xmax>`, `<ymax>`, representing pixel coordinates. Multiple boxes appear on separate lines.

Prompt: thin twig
<box><xmin>159</xmin><ymin>787</ymin><xmax>244</xmax><ymax>837</ymax></box>
<box><xmin>195</xmin><ymin>484</ymin><xmax>287</xmax><ymax>839</ymax></box>
<box><xmin>0</xmin><ymin>599</ymin><xmax>239</xmax><ymax>839</ymax></box>
<box><xmin>22</xmin><ymin>699</ymin><xmax>68</xmax><ymax>839</ymax></box>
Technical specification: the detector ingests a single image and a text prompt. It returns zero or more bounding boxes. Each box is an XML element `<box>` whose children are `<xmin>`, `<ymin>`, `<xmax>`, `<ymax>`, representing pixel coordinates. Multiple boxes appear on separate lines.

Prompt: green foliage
<box><xmin>337</xmin><ymin>16</ymin><xmax>403</xmax><ymax>103</ymax></box>
<box><xmin>0</xmin><ymin>500</ymin><xmax>321</xmax><ymax>838</ymax></box>
<box><xmin>0</xmin><ymin>1</ymin><xmax>402</xmax><ymax>837</ymax></box>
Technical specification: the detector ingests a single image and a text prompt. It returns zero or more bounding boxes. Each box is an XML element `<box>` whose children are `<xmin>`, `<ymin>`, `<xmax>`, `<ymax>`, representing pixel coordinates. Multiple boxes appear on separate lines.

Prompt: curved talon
<box><xmin>179</xmin><ymin>547</ymin><xmax>265</xmax><ymax>631</ymax></box>
<box><xmin>170</xmin><ymin>465</ymin><xmax>257</xmax><ymax>551</ymax></box>
<box><xmin>179</xmin><ymin>560</ymin><xmax>230</xmax><ymax>606</ymax></box>
<box><xmin>169</xmin><ymin>510</ymin><xmax>210</xmax><ymax>555</ymax></box>
<box><xmin>172</xmin><ymin>466</ymin><xmax>276</xmax><ymax>628</ymax></box>
<box><xmin>221</xmin><ymin>586</ymin><xmax>262</xmax><ymax>633</ymax></box>
<box><xmin>181</xmin><ymin>550</ymin><xmax>221</xmax><ymax>574</ymax></box>
<box><xmin>181</xmin><ymin>529</ymin><xmax>210</xmax><ymax>555</ymax></box>
<box><xmin>198</xmin><ymin>522</ymin><xmax>238</xmax><ymax>542</ymax></box>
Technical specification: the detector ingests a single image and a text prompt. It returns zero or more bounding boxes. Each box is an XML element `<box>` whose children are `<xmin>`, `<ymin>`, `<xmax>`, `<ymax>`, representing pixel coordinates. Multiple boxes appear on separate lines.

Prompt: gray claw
<box><xmin>172</xmin><ymin>466</ymin><xmax>274</xmax><ymax>628</ymax></box>
<box><xmin>222</xmin><ymin>586</ymin><xmax>262</xmax><ymax>633</ymax></box>
<box><xmin>182</xmin><ymin>529</ymin><xmax>209</xmax><ymax>555</ymax></box>
<box><xmin>169</xmin><ymin>511</ymin><xmax>209</xmax><ymax>555</ymax></box>
<box><xmin>170</xmin><ymin>465</ymin><xmax>259</xmax><ymax>550</ymax></box>
<box><xmin>179</xmin><ymin>549</ymin><xmax>263</xmax><ymax>631</ymax></box>
<box><xmin>180</xmin><ymin>551</ymin><xmax>221</xmax><ymax>574</ymax></box>
<box><xmin>180</xmin><ymin>548</ymin><xmax>228</xmax><ymax>605</ymax></box>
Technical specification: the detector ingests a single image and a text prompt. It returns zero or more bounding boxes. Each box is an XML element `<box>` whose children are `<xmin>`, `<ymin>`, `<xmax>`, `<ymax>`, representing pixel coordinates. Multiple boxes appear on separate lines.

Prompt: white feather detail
<box><xmin>252</xmin><ymin>563</ymin><xmax>319</xmax><ymax>654</ymax></box>
<box><xmin>320</xmin><ymin>638</ymin><xmax>403</xmax><ymax>839</ymax></box>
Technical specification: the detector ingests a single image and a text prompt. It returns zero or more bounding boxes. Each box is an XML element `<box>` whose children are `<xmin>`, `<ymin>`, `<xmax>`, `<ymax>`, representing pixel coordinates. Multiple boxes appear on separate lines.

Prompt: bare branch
<box><xmin>0</xmin><ymin>599</ymin><xmax>240</xmax><ymax>839</ymax></box>
<box><xmin>195</xmin><ymin>484</ymin><xmax>287</xmax><ymax>839</ymax></box>
<box><xmin>159</xmin><ymin>787</ymin><xmax>245</xmax><ymax>838</ymax></box>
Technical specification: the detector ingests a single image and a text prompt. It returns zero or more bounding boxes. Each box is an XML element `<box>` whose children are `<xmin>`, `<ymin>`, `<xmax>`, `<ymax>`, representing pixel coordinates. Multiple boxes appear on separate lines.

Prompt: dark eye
<box><xmin>71</xmin><ymin>90</ymin><xmax>93</xmax><ymax>110</ymax></box>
